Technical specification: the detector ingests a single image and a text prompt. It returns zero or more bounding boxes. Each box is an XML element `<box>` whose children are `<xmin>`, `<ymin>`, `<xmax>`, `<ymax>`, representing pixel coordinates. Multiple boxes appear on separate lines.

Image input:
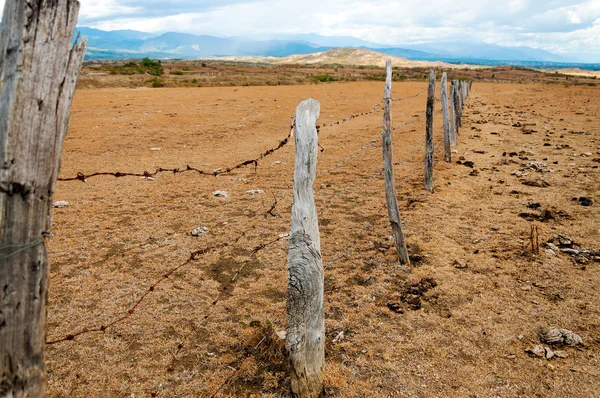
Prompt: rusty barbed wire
<box><xmin>45</xmin><ymin>235</ymin><xmax>244</xmax><ymax>345</ymax></box>
<box><xmin>57</xmin><ymin>120</ymin><xmax>296</xmax><ymax>183</ymax></box>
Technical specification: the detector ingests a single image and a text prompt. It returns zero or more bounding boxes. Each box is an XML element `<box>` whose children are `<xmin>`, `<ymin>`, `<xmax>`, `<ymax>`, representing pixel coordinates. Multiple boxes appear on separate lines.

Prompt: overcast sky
<box><xmin>2</xmin><ymin>0</ymin><xmax>599</xmax><ymax>62</ymax></box>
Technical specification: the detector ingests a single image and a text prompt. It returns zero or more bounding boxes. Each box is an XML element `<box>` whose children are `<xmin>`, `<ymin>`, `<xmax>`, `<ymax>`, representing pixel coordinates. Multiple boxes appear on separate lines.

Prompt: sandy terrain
<box><xmin>46</xmin><ymin>79</ymin><xmax>599</xmax><ymax>397</ymax></box>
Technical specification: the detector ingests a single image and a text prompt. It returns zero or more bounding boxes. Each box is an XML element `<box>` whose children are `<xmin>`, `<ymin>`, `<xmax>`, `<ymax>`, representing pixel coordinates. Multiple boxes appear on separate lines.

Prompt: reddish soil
<box><xmin>46</xmin><ymin>80</ymin><xmax>599</xmax><ymax>397</ymax></box>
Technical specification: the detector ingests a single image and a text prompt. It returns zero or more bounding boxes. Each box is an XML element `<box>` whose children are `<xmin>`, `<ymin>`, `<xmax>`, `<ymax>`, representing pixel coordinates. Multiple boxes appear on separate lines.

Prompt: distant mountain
<box><xmin>396</xmin><ymin>41</ymin><xmax>572</xmax><ymax>63</ymax></box>
<box><xmin>70</xmin><ymin>27</ymin><xmax>595</xmax><ymax>66</ymax></box>
<box><xmin>215</xmin><ymin>47</ymin><xmax>454</xmax><ymax>68</ymax></box>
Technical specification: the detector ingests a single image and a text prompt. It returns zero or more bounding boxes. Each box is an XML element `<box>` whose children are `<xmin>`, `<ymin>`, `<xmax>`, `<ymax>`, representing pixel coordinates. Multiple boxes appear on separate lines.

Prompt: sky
<box><xmin>1</xmin><ymin>0</ymin><xmax>600</xmax><ymax>62</ymax></box>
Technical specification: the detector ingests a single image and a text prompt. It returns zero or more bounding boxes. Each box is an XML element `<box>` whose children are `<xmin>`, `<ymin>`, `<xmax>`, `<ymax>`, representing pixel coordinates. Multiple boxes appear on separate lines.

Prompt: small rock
<box><xmin>547</xmin><ymin>243</ymin><xmax>560</xmax><ymax>252</ymax></box>
<box><xmin>332</xmin><ymin>331</ymin><xmax>345</xmax><ymax>343</ymax></box>
<box><xmin>491</xmin><ymin>225</ymin><xmax>500</xmax><ymax>231</ymax></box>
<box><xmin>453</xmin><ymin>260</ymin><xmax>468</xmax><ymax>269</ymax></box>
<box><xmin>212</xmin><ymin>191</ymin><xmax>229</xmax><ymax>198</ymax></box>
<box><xmin>149</xmin><ymin>147</ymin><xmax>161</xmax><ymax>151</ymax></box>
<box><xmin>212</xmin><ymin>168</ymin><xmax>222</xmax><ymax>174</ymax></box>
<box><xmin>579</xmin><ymin>197</ymin><xmax>593</xmax><ymax>206</ymax></box>
<box><xmin>276</xmin><ymin>331</ymin><xmax>286</xmax><ymax>341</ymax></box>
<box><xmin>191</xmin><ymin>227</ymin><xmax>208</xmax><ymax>236</ymax></box>
<box><xmin>278</xmin><ymin>233</ymin><xmax>289</xmax><ymax>239</ymax></box>
<box><xmin>545</xmin><ymin>249</ymin><xmax>556</xmax><ymax>256</ymax></box>
<box><xmin>521</xmin><ymin>285</ymin><xmax>532</xmax><ymax>291</ymax></box>
<box><xmin>53</xmin><ymin>201</ymin><xmax>69</xmax><ymax>208</ymax></box>
<box><xmin>557</xmin><ymin>235</ymin><xmax>573</xmax><ymax>247</ymax></box>
<box><xmin>526</xmin><ymin>345</ymin><xmax>545</xmax><ymax>357</ymax></box>
<box><xmin>273</xmin><ymin>160</ymin><xmax>284</xmax><ymax>164</ymax></box>
<box><xmin>246</xmin><ymin>189</ymin><xmax>265</xmax><ymax>195</ymax></box>
<box><xmin>544</xmin><ymin>347</ymin><xmax>555</xmax><ymax>360</ymax></box>
<box><xmin>540</xmin><ymin>328</ymin><xmax>583</xmax><ymax>346</ymax></box>
<box><xmin>553</xmin><ymin>350</ymin><xmax>567</xmax><ymax>359</ymax></box>
<box><xmin>561</xmin><ymin>248</ymin><xmax>580</xmax><ymax>255</ymax></box>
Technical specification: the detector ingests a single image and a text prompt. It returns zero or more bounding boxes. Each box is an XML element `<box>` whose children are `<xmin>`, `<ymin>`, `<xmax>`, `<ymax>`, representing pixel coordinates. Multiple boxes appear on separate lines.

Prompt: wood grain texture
<box><xmin>441</xmin><ymin>72</ymin><xmax>451</xmax><ymax>162</ymax></box>
<box><xmin>425</xmin><ymin>68</ymin><xmax>436</xmax><ymax>192</ymax></box>
<box><xmin>382</xmin><ymin>60</ymin><xmax>410</xmax><ymax>265</ymax></box>
<box><xmin>0</xmin><ymin>1</ymin><xmax>86</xmax><ymax>396</ymax></box>
<box><xmin>286</xmin><ymin>98</ymin><xmax>324</xmax><ymax>398</ymax></box>
<box><xmin>449</xmin><ymin>83</ymin><xmax>457</xmax><ymax>146</ymax></box>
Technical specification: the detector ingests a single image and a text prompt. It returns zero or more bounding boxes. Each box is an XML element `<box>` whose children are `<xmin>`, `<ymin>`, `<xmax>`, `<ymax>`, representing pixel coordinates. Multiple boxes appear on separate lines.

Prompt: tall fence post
<box><xmin>286</xmin><ymin>98</ymin><xmax>324</xmax><ymax>398</ymax></box>
<box><xmin>441</xmin><ymin>72</ymin><xmax>451</xmax><ymax>162</ymax></box>
<box><xmin>0</xmin><ymin>1</ymin><xmax>86</xmax><ymax>396</ymax></box>
<box><xmin>425</xmin><ymin>68</ymin><xmax>436</xmax><ymax>192</ymax></box>
<box><xmin>449</xmin><ymin>83</ymin><xmax>457</xmax><ymax>146</ymax></box>
<box><xmin>382</xmin><ymin>60</ymin><xmax>410</xmax><ymax>265</ymax></box>
<box><xmin>453</xmin><ymin>80</ymin><xmax>462</xmax><ymax>132</ymax></box>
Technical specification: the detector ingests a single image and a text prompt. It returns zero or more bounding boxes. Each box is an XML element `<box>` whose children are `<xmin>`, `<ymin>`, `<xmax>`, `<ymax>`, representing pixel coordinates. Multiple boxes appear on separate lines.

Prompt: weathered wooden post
<box><xmin>381</xmin><ymin>60</ymin><xmax>410</xmax><ymax>265</ymax></box>
<box><xmin>0</xmin><ymin>1</ymin><xmax>86</xmax><ymax>396</ymax></box>
<box><xmin>441</xmin><ymin>72</ymin><xmax>451</xmax><ymax>162</ymax></box>
<box><xmin>286</xmin><ymin>99</ymin><xmax>324</xmax><ymax>398</ymax></box>
<box><xmin>425</xmin><ymin>68</ymin><xmax>436</xmax><ymax>192</ymax></box>
<box><xmin>453</xmin><ymin>80</ymin><xmax>463</xmax><ymax>129</ymax></box>
<box><xmin>449</xmin><ymin>83</ymin><xmax>457</xmax><ymax>146</ymax></box>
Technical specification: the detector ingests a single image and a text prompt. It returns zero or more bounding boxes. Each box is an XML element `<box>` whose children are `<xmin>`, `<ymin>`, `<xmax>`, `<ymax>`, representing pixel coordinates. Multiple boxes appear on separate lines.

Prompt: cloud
<box><xmin>0</xmin><ymin>0</ymin><xmax>598</xmax><ymax>61</ymax></box>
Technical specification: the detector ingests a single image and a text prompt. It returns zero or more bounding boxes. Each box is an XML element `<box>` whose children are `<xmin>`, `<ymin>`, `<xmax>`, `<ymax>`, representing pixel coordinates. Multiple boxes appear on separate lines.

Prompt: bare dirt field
<box><xmin>46</xmin><ymin>77</ymin><xmax>599</xmax><ymax>397</ymax></box>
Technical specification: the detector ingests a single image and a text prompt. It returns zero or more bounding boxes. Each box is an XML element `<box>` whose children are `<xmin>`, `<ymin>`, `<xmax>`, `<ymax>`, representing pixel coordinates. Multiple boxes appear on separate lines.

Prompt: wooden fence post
<box><xmin>425</xmin><ymin>68</ymin><xmax>436</xmax><ymax>192</ymax></box>
<box><xmin>453</xmin><ymin>80</ymin><xmax>462</xmax><ymax>130</ymax></box>
<box><xmin>449</xmin><ymin>83</ymin><xmax>457</xmax><ymax>146</ymax></box>
<box><xmin>441</xmin><ymin>72</ymin><xmax>451</xmax><ymax>162</ymax></box>
<box><xmin>0</xmin><ymin>1</ymin><xmax>86</xmax><ymax>396</ymax></box>
<box><xmin>286</xmin><ymin>98</ymin><xmax>324</xmax><ymax>398</ymax></box>
<box><xmin>382</xmin><ymin>60</ymin><xmax>410</xmax><ymax>265</ymax></box>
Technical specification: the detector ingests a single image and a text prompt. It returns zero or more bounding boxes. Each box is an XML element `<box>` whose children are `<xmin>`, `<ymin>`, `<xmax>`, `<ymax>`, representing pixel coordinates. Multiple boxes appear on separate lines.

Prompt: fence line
<box><xmin>45</xmin><ymin>75</ymin><xmax>473</xmax><ymax>397</ymax></box>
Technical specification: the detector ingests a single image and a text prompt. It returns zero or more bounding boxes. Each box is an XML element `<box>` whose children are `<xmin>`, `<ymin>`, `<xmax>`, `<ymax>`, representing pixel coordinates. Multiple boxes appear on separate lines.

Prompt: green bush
<box><xmin>151</xmin><ymin>77</ymin><xmax>164</xmax><ymax>88</ymax></box>
<box><xmin>311</xmin><ymin>73</ymin><xmax>337</xmax><ymax>83</ymax></box>
<box><xmin>191</xmin><ymin>78</ymin><xmax>198</xmax><ymax>83</ymax></box>
<box><xmin>171</xmin><ymin>70</ymin><xmax>184</xmax><ymax>75</ymax></box>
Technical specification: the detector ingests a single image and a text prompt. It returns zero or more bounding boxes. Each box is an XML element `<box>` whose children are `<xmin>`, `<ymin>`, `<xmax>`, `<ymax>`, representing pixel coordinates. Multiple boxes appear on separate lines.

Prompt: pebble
<box><xmin>191</xmin><ymin>227</ymin><xmax>208</xmax><ymax>236</ymax></box>
<box><xmin>246</xmin><ymin>189</ymin><xmax>265</xmax><ymax>195</ymax></box>
<box><xmin>53</xmin><ymin>201</ymin><xmax>69</xmax><ymax>208</ymax></box>
<box><xmin>212</xmin><ymin>191</ymin><xmax>229</xmax><ymax>198</ymax></box>
<box><xmin>149</xmin><ymin>147</ymin><xmax>161</xmax><ymax>151</ymax></box>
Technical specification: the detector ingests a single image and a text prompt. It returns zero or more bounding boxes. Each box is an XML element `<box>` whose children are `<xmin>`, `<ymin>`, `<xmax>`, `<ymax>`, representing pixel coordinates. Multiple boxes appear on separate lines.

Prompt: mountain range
<box><xmin>14</xmin><ymin>26</ymin><xmax>582</xmax><ymax>69</ymax></box>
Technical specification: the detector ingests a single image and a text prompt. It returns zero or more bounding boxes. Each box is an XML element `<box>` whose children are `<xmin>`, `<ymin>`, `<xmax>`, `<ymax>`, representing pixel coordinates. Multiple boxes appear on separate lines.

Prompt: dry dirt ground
<box><xmin>46</xmin><ymin>79</ymin><xmax>599</xmax><ymax>397</ymax></box>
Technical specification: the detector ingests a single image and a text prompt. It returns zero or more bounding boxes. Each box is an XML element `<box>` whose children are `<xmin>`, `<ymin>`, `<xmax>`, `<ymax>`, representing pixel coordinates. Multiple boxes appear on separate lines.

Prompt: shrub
<box><xmin>171</xmin><ymin>70</ymin><xmax>184</xmax><ymax>75</ymax></box>
<box><xmin>151</xmin><ymin>77</ymin><xmax>164</xmax><ymax>88</ymax></box>
<box><xmin>191</xmin><ymin>78</ymin><xmax>198</xmax><ymax>83</ymax></box>
<box><xmin>311</xmin><ymin>73</ymin><xmax>337</xmax><ymax>83</ymax></box>
<box><xmin>202</xmin><ymin>62</ymin><xmax>207</xmax><ymax>67</ymax></box>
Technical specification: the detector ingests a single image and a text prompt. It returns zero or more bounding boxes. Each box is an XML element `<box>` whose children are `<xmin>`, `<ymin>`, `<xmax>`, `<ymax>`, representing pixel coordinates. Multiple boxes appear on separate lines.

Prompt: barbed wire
<box><xmin>58</xmin><ymin>120</ymin><xmax>296</xmax><ymax>182</ymax></box>
<box><xmin>393</xmin><ymin>87</ymin><xmax>427</xmax><ymax>102</ymax></box>
<box><xmin>45</xmin><ymin>236</ymin><xmax>245</xmax><ymax>345</ymax></box>
<box><xmin>317</xmin><ymin>139</ymin><xmax>379</xmax><ymax>177</ymax></box>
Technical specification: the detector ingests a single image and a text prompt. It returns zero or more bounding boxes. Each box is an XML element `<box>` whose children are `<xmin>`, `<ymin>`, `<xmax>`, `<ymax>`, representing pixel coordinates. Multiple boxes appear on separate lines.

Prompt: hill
<box><xmin>214</xmin><ymin>48</ymin><xmax>459</xmax><ymax>68</ymax></box>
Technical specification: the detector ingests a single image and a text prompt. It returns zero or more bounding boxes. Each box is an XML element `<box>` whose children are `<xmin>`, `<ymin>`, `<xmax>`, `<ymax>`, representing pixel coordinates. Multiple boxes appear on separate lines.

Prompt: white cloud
<box><xmin>1</xmin><ymin>0</ymin><xmax>599</xmax><ymax>61</ymax></box>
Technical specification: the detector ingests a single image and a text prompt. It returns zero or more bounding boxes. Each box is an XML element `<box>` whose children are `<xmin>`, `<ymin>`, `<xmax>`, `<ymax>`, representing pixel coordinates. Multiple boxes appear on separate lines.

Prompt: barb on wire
<box><xmin>45</xmin><ymin>236</ymin><xmax>244</xmax><ymax>345</ymax></box>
